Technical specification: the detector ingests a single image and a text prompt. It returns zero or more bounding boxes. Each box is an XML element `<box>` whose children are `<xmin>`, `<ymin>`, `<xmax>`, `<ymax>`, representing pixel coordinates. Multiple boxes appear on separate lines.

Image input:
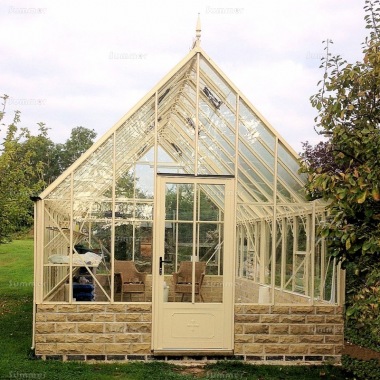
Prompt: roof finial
<box><xmin>194</xmin><ymin>13</ymin><xmax>201</xmax><ymax>47</ymax></box>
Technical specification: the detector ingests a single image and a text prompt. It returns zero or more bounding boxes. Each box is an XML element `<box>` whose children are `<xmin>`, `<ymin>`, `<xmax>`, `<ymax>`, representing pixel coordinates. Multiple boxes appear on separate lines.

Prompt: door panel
<box><xmin>153</xmin><ymin>176</ymin><xmax>235</xmax><ymax>352</ymax></box>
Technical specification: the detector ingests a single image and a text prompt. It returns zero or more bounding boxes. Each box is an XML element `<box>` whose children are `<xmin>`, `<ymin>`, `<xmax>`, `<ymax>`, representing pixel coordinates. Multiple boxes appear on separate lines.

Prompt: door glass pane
<box><xmin>198</xmin><ymin>221</ymin><xmax>224</xmax><ymax>303</ymax></box>
<box><xmin>163</xmin><ymin>180</ymin><xmax>225</xmax><ymax>304</ymax></box>
<box><xmin>166</xmin><ymin>222</ymin><xmax>194</xmax><ymax>302</ymax></box>
<box><xmin>178</xmin><ymin>184</ymin><xmax>194</xmax><ymax>220</ymax></box>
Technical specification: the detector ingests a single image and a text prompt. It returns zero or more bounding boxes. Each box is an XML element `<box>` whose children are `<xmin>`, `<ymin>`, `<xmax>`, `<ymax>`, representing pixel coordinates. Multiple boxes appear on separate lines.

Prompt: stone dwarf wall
<box><xmin>234</xmin><ymin>304</ymin><xmax>344</xmax><ymax>363</ymax></box>
<box><xmin>35</xmin><ymin>303</ymin><xmax>344</xmax><ymax>362</ymax></box>
<box><xmin>35</xmin><ymin>304</ymin><xmax>152</xmax><ymax>360</ymax></box>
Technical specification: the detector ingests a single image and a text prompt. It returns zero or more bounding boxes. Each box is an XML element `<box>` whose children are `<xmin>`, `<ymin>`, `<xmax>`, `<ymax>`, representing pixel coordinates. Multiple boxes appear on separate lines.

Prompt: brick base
<box><xmin>34</xmin><ymin>303</ymin><xmax>343</xmax><ymax>363</ymax></box>
<box><xmin>35</xmin><ymin>304</ymin><xmax>152</xmax><ymax>357</ymax></box>
<box><xmin>234</xmin><ymin>304</ymin><xmax>343</xmax><ymax>362</ymax></box>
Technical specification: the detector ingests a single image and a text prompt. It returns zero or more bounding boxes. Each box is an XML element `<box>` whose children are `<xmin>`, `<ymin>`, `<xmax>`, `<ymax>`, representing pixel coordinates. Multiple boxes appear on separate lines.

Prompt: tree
<box><xmin>0</xmin><ymin>95</ymin><xmax>44</xmax><ymax>242</ymax></box>
<box><xmin>0</xmin><ymin>94</ymin><xmax>98</xmax><ymax>242</ymax></box>
<box><xmin>56</xmin><ymin>126</ymin><xmax>97</xmax><ymax>173</ymax></box>
<box><xmin>19</xmin><ymin>123</ymin><xmax>60</xmax><ymax>185</ymax></box>
<box><xmin>300</xmin><ymin>0</ymin><xmax>380</xmax><ymax>348</ymax></box>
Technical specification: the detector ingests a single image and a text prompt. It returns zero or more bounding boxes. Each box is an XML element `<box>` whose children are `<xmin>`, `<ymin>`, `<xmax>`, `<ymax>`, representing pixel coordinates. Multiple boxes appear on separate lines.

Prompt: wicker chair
<box><xmin>114</xmin><ymin>260</ymin><xmax>147</xmax><ymax>301</ymax></box>
<box><xmin>173</xmin><ymin>261</ymin><xmax>206</xmax><ymax>302</ymax></box>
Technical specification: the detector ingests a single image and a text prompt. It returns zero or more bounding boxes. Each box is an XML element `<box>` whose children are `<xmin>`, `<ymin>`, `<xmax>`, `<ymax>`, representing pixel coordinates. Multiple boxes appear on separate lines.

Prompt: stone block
<box><xmin>245</xmin><ymin>305</ymin><xmax>271</xmax><ymax>314</ymax></box>
<box><xmin>243</xmin><ymin>344</ymin><xmax>264</xmax><ymax>354</ymax></box>
<box><xmin>94</xmin><ymin>334</ymin><xmax>114</xmax><ymax>343</ymax></box>
<box><xmin>126</xmin><ymin>304</ymin><xmax>152</xmax><ymax>313</ymax></box>
<box><xmin>270</xmin><ymin>325</ymin><xmax>289</xmax><ymax>335</ymax></box>
<box><xmin>37</xmin><ymin>305</ymin><xmax>57</xmax><ymax>312</ymax></box>
<box><xmin>141</xmin><ymin>314</ymin><xmax>152</xmax><ymax>322</ymax></box>
<box><xmin>115</xmin><ymin>313</ymin><xmax>141</xmax><ymax>322</ymax></box>
<box><xmin>55</xmin><ymin>323</ymin><xmax>76</xmax><ymax>333</ymax></box>
<box><xmin>34</xmin><ymin>335</ymin><xmax>46</xmax><ymax>343</ymax></box>
<box><xmin>309</xmin><ymin>345</ymin><xmax>334</xmax><ymax>355</ymax></box>
<box><xmin>56</xmin><ymin>305</ymin><xmax>78</xmax><ymax>313</ymax></box>
<box><xmin>280</xmin><ymin>315</ymin><xmax>305</xmax><ymax>323</ymax></box>
<box><xmin>290</xmin><ymin>306</ymin><xmax>315</xmax><ymax>315</ymax></box>
<box><xmin>254</xmin><ymin>335</ymin><xmax>279</xmax><ymax>344</ymax></box>
<box><xmin>45</xmin><ymin>334</ymin><xmax>66</xmax><ymax>343</ymax></box>
<box><xmin>105</xmin><ymin>323</ymin><xmax>126</xmax><ymax>333</ymax></box>
<box><xmin>56</xmin><ymin>343</ymin><xmax>84</xmax><ymax>354</ymax></box>
<box><xmin>289</xmin><ymin>344</ymin><xmax>309</xmax><ymax>354</ymax></box>
<box><xmin>94</xmin><ymin>313</ymin><xmax>114</xmax><ymax>322</ymax></box>
<box><xmin>264</xmin><ymin>344</ymin><xmax>289</xmax><ymax>354</ymax></box>
<box><xmin>235</xmin><ymin>314</ymin><xmax>260</xmax><ymax>323</ymax></box>
<box><xmin>325</xmin><ymin>315</ymin><xmax>343</xmax><ymax>324</ymax></box>
<box><xmin>78</xmin><ymin>323</ymin><xmax>104</xmax><ymax>333</ymax></box>
<box><xmin>78</xmin><ymin>305</ymin><xmax>106</xmax><ymax>313</ymax></box>
<box><xmin>35</xmin><ymin>323</ymin><xmax>55</xmax><ymax>334</ymax></box>
<box><xmin>114</xmin><ymin>333</ymin><xmax>142</xmax><ymax>343</ymax></box>
<box><xmin>316</xmin><ymin>325</ymin><xmax>334</xmax><ymax>335</ymax></box>
<box><xmin>244</xmin><ymin>324</ymin><xmax>269</xmax><ymax>334</ymax></box>
<box><xmin>85</xmin><ymin>343</ymin><xmax>106</xmax><ymax>355</ymax></box>
<box><xmin>315</xmin><ymin>306</ymin><xmax>335</xmax><ymax>315</ymax></box>
<box><xmin>234</xmin><ymin>343</ymin><xmax>243</xmax><ymax>353</ymax></box>
<box><xmin>325</xmin><ymin>336</ymin><xmax>344</xmax><ymax>344</ymax></box>
<box><xmin>271</xmin><ymin>306</ymin><xmax>290</xmax><ymax>314</ymax></box>
<box><xmin>106</xmin><ymin>304</ymin><xmax>127</xmax><ymax>313</ymax></box>
<box><xmin>65</xmin><ymin>334</ymin><xmax>94</xmax><ymax>343</ymax></box>
<box><xmin>234</xmin><ymin>305</ymin><xmax>244</xmax><ymax>314</ymax></box>
<box><xmin>35</xmin><ymin>343</ymin><xmax>57</xmax><ymax>354</ymax></box>
<box><xmin>289</xmin><ymin>325</ymin><xmax>314</xmax><ymax>335</ymax></box>
<box><xmin>278</xmin><ymin>336</ymin><xmax>299</xmax><ymax>344</ymax></box>
<box><xmin>126</xmin><ymin>323</ymin><xmax>151</xmax><ymax>333</ymax></box>
<box><xmin>306</xmin><ymin>315</ymin><xmax>326</xmax><ymax>324</ymax></box>
<box><xmin>45</xmin><ymin>313</ymin><xmax>66</xmax><ymax>322</ymax></box>
<box><xmin>105</xmin><ymin>343</ymin><xmax>131</xmax><ymax>355</ymax></box>
<box><xmin>129</xmin><ymin>343</ymin><xmax>151</xmax><ymax>354</ymax></box>
<box><xmin>234</xmin><ymin>324</ymin><xmax>243</xmax><ymax>334</ymax></box>
<box><xmin>67</xmin><ymin>313</ymin><xmax>93</xmax><ymax>322</ymax></box>
<box><xmin>35</xmin><ymin>314</ymin><xmax>46</xmax><ymax>322</ymax></box>
<box><xmin>234</xmin><ymin>334</ymin><xmax>253</xmax><ymax>343</ymax></box>
<box><xmin>299</xmin><ymin>335</ymin><xmax>324</xmax><ymax>344</ymax></box>
<box><xmin>260</xmin><ymin>315</ymin><xmax>280</xmax><ymax>323</ymax></box>
<box><xmin>141</xmin><ymin>334</ymin><xmax>151</xmax><ymax>343</ymax></box>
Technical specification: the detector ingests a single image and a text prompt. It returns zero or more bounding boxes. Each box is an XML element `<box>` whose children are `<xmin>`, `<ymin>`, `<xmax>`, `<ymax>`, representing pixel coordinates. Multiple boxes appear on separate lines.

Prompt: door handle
<box><xmin>159</xmin><ymin>256</ymin><xmax>171</xmax><ymax>275</ymax></box>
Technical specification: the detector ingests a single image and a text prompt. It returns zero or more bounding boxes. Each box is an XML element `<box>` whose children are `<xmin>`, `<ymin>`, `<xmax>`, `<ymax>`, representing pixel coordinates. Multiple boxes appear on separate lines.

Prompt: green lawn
<box><xmin>0</xmin><ymin>240</ymin><xmax>352</xmax><ymax>379</ymax></box>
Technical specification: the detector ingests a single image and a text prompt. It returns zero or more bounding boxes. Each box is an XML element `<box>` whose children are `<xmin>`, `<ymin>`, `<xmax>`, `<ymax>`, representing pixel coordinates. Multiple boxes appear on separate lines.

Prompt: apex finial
<box><xmin>195</xmin><ymin>13</ymin><xmax>201</xmax><ymax>47</ymax></box>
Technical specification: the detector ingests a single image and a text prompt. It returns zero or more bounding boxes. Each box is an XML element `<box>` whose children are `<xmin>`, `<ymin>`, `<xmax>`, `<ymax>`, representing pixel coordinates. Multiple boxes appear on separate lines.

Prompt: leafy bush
<box><xmin>345</xmin><ymin>266</ymin><xmax>380</xmax><ymax>350</ymax></box>
<box><xmin>342</xmin><ymin>356</ymin><xmax>380</xmax><ymax>380</ymax></box>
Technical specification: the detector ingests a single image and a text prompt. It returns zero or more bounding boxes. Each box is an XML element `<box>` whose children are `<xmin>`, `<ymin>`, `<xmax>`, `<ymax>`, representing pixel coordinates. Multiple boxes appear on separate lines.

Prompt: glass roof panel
<box><xmin>237</xmin><ymin>169</ymin><xmax>271</xmax><ymax>202</ymax></box>
<box><xmin>239</xmin><ymin>98</ymin><xmax>275</xmax><ymax>152</ymax></box>
<box><xmin>47</xmin><ymin>176</ymin><xmax>72</xmax><ymax>200</ymax></box>
<box><xmin>197</xmin><ymin>59</ymin><xmax>237</xmax><ymax>175</ymax></box>
<box><xmin>115</xmin><ymin>95</ymin><xmax>155</xmax><ymax>179</ymax></box>
<box><xmin>199</xmin><ymin>56</ymin><xmax>236</xmax><ymax>110</ymax></box>
<box><xmin>73</xmin><ymin>136</ymin><xmax>114</xmax><ymax>199</ymax></box>
<box><xmin>157</xmin><ymin>59</ymin><xmax>197</xmax><ymax>174</ymax></box>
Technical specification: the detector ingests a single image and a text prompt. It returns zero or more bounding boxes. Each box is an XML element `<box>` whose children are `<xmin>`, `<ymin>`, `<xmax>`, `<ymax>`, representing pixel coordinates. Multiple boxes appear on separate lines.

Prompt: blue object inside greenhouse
<box><xmin>73</xmin><ymin>283</ymin><xmax>94</xmax><ymax>301</ymax></box>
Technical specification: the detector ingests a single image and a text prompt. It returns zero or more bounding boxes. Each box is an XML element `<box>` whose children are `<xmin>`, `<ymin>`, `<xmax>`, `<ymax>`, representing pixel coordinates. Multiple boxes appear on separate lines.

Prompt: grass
<box><xmin>0</xmin><ymin>239</ymin><xmax>353</xmax><ymax>379</ymax></box>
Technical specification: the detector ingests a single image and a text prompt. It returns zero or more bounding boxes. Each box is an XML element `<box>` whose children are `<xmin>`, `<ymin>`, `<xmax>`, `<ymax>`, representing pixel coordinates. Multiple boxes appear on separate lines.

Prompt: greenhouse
<box><xmin>32</xmin><ymin>23</ymin><xmax>344</xmax><ymax>362</ymax></box>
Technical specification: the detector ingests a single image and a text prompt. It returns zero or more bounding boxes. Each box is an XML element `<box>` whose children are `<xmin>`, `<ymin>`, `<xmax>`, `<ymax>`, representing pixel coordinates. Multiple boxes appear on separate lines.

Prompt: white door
<box><xmin>152</xmin><ymin>175</ymin><xmax>235</xmax><ymax>353</ymax></box>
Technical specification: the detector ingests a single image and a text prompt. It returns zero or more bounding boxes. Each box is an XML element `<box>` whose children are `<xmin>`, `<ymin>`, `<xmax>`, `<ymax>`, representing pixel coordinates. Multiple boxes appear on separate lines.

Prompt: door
<box><xmin>152</xmin><ymin>175</ymin><xmax>235</xmax><ymax>352</ymax></box>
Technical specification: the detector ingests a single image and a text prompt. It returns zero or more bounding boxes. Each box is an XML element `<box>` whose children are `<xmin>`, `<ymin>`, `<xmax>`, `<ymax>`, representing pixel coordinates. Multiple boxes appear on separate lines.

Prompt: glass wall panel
<box><xmin>43</xmin><ymin>200</ymin><xmax>71</xmax><ymax>302</ymax></box>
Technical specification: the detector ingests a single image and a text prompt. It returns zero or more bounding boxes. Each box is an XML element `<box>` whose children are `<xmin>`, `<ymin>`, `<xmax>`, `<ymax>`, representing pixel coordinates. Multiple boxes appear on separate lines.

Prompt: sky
<box><xmin>0</xmin><ymin>0</ymin><xmax>367</xmax><ymax>154</ymax></box>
